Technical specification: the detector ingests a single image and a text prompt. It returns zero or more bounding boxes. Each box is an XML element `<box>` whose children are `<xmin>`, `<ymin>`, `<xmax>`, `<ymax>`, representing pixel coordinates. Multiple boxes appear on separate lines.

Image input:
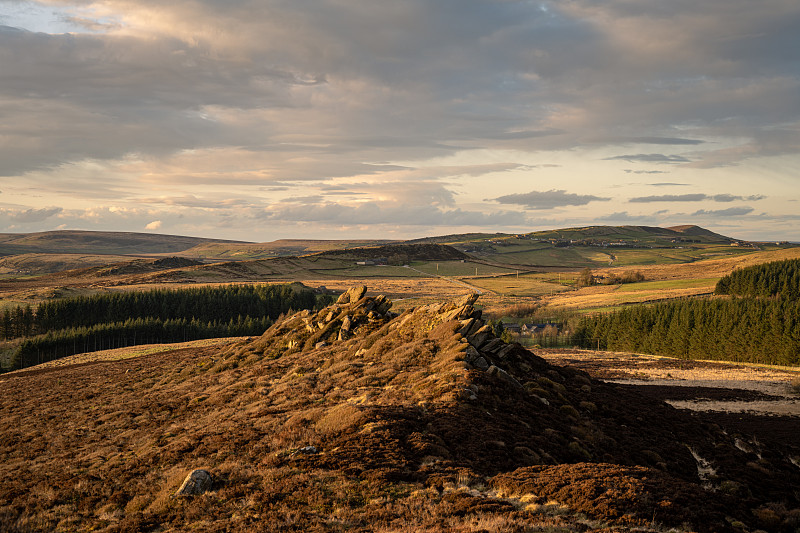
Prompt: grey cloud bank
<box><xmin>629</xmin><ymin>194</ymin><xmax>766</xmax><ymax>203</ymax></box>
<box><xmin>0</xmin><ymin>0</ymin><xmax>798</xmax><ymax>240</ymax></box>
<box><xmin>493</xmin><ymin>190</ymin><xmax>611</xmax><ymax>210</ymax></box>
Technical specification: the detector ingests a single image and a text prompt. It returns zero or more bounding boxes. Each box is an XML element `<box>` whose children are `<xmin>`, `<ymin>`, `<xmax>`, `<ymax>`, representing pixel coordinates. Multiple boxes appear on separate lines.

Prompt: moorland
<box><xmin>0</xmin><ymin>225</ymin><xmax>799</xmax><ymax>532</ymax></box>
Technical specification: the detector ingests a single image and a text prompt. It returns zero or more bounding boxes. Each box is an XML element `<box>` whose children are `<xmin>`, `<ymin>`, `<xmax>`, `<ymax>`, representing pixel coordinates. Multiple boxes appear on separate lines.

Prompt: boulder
<box><xmin>467</xmin><ymin>325</ymin><xmax>492</xmax><ymax>348</ymax></box>
<box><xmin>453</xmin><ymin>293</ymin><xmax>480</xmax><ymax>308</ymax></box>
<box><xmin>373</xmin><ymin>295</ymin><xmax>392</xmax><ymax>314</ymax></box>
<box><xmin>175</xmin><ymin>469</ymin><xmax>213</xmax><ymax>497</ymax></box>
<box><xmin>482</xmin><ymin>338</ymin><xmax>505</xmax><ymax>354</ymax></box>
<box><xmin>464</xmin><ymin>345</ymin><xmax>480</xmax><ymax>363</ymax></box>
<box><xmin>458</xmin><ymin>318</ymin><xmax>475</xmax><ymax>336</ymax></box>
<box><xmin>472</xmin><ymin>356</ymin><xmax>490</xmax><ymax>370</ymax></box>
<box><xmin>487</xmin><ymin>365</ymin><xmax>524</xmax><ymax>390</ymax></box>
<box><xmin>336</xmin><ymin>286</ymin><xmax>367</xmax><ymax>305</ymax></box>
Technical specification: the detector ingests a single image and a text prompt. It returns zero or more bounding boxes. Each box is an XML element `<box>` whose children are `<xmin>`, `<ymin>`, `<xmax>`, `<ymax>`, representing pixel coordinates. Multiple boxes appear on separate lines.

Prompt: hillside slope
<box><xmin>0</xmin><ymin>230</ymin><xmax>245</xmax><ymax>256</ymax></box>
<box><xmin>1</xmin><ymin>289</ymin><xmax>798</xmax><ymax>531</ymax></box>
<box><xmin>180</xmin><ymin>239</ymin><xmax>397</xmax><ymax>260</ymax></box>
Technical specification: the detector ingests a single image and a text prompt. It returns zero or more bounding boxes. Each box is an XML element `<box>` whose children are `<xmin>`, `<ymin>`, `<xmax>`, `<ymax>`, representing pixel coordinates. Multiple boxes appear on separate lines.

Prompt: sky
<box><xmin>1</xmin><ymin>0</ymin><xmax>799</xmax><ymax>242</ymax></box>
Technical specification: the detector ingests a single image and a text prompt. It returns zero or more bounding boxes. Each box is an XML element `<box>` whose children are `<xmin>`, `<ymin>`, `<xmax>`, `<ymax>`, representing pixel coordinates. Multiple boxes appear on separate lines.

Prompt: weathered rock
<box><xmin>441</xmin><ymin>306</ymin><xmax>469</xmax><ymax>322</ymax></box>
<box><xmin>464</xmin><ymin>319</ymin><xmax>484</xmax><ymax>338</ymax></box>
<box><xmin>495</xmin><ymin>344</ymin><xmax>516</xmax><ymax>360</ymax></box>
<box><xmin>464</xmin><ymin>345</ymin><xmax>480</xmax><ymax>362</ymax></box>
<box><xmin>175</xmin><ymin>469</ymin><xmax>213</xmax><ymax>497</ymax></box>
<box><xmin>458</xmin><ymin>318</ymin><xmax>475</xmax><ymax>336</ymax></box>
<box><xmin>453</xmin><ymin>292</ymin><xmax>480</xmax><ymax>308</ymax></box>
<box><xmin>336</xmin><ymin>286</ymin><xmax>367</xmax><ymax>305</ymax></box>
<box><xmin>294</xmin><ymin>445</ymin><xmax>319</xmax><ymax>456</ymax></box>
<box><xmin>481</xmin><ymin>338</ymin><xmax>504</xmax><ymax>354</ymax></box>
<box><xmin>467</xmin><ymin>325</ymin><xmax>492</xmax><ymax>348</ymax></box>
<box><xmin>473</xmin><ymin>356</ymin><xmax>490</xmax><ymax>370</ymax></box>
<box><xmin>315</xmin><ymin>341</ymin><xmax>327</xmax><ymax>349</ymax></box>
<box><xmin>374</xmin><ymin>295</ymin><xmax>392</xmax><ymax>314</ymax></box>
<box><xmin>340</xmin><ymin>315</ymin><xmax>352</xmax><ymax>332</ymax></box>
<box><xmin>487</xmin><ymin>365</ymin><xmax>524</xmax><ymax>390</ymax></box>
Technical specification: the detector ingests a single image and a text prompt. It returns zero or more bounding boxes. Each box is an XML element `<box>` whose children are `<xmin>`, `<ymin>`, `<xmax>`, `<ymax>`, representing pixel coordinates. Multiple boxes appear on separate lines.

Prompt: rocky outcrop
<box><xmin>219</xmin><ymin>287</ymin><xmax>800</xmax><ymax>532</ymax></box>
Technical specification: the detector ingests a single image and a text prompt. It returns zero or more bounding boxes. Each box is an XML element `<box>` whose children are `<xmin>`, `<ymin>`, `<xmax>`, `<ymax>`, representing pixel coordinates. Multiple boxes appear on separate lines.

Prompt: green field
<box><xmin>319</xmin><ymin>265</ymin><xmax>423</xmax><ymax>278</ymax></box>
<box><xmin>408</xmin><ymin>260</ymin><xmax>517</xmax><ymax>277</ymax></box>
<box><xmin>614</xmin><ymin>277</ymin><xmax>719</xmax><ymax>292</ymax></box>
<box><xmin>469</xmin><ymin>272</ymin><xmax>576</xmax><ymax>297</ymax></box>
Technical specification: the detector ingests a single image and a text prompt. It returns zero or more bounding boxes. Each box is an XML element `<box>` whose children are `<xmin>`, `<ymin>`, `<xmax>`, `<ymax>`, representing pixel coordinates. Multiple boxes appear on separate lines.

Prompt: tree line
<box><xmin>1</xmin><ymin>284</ymin><xmax>323</xmax><ymax>340</ymax></box>
<box><xmin>1</xmin><ymin>283</ymin><xmax>331</xmax><ymax>371</ymax></box>
<box><xmin>715</xmin><ymin>258</ymin><xmax>800</xmax><ymax>299</ymax></box>
<box><xmin>573</xmin><ymin>297</ymin><xmax>800</xmax><ymax>366</ymax></box>
<box><xmin>9</xmin><ymin>316</ymin><xmax>273</xmax><ymax>370</ymax></box>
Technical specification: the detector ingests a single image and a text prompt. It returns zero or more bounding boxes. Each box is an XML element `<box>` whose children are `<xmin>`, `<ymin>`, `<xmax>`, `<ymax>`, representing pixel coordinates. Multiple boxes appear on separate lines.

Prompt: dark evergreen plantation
<box><xmin>0</xmin><ymin>284</ymin><xmax>332</xmax><ymax>371</ymax></box>
<box><xmin>574</xmin><ymin>296</ymin><xmax>800</xmax><ymax>365</ymax></box>
<box><xmin>715</xmin><ymin>258</ymin><xmax>800</xmax><ymax>299</ymax></box>
<box><xmin>575</xmin><ymin>258</ymin><xmax>800</xmax><ymax>365</ymax></box>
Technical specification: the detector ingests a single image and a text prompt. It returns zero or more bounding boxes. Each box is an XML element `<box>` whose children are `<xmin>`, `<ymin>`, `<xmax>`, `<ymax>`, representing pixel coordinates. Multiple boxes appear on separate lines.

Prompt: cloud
<box><xmin>0</xmin><ymin>0</ymin><xmax>798</xmax><ymax>239</ymax></box>
<box><xmin>595</xmin><ymin>211</ymin><xmax>660</xmax><ymax>223</ymax></box>
<box><xmin>630</xmin><ymin>193</ymin><xmax>766</xmax><ymax>203</ymax></box>
<box><xmin>714</xmin><ymin>194</ymin><xmax>765</xmax><ymax>202</ymax></box>
<box><xmin>137</xmin><ymin>195</ymin><xmax>259</xmax><ymax>209</ymax></box>
<box><xmin>258</xmin><ymin>201</ymin><xmax>524</xmax><ymax>227</ymax></box>
<box><xmin>608</xmin><ymin>137</ymin><xmax>705</xmax><ymax>145</ymax></box>
<box><xmin>629</xmin><ymin>194</ymin><xmax>708</xmax><ymax>203</ymax></box>
<box><xmin>692</xmin><ymin>207</ymin><xmax>755</xmax><ymax>217</ymax></box>
<box><xmin>604</xmin><ymin>154</ymin><xmax>692</xmax><ymax>164</ymax></box>
<box><xmin>145</xmin><ymin>220</ymin><xmax>163</xmax><ymax>230</ymax></box>
<box><xmin>0</xmin><ymin>207</ymin><xmax>63</xmax><ymax>223</ymax></box>
<box><xmin>624</xmin><ymin>170</ymin><xmax>670</xmax><ymax>175</ymax></box>
<box><xmin>493</xmin><ymin>189</ymin><xmax>611</xmax><ymax>210</ymax></box>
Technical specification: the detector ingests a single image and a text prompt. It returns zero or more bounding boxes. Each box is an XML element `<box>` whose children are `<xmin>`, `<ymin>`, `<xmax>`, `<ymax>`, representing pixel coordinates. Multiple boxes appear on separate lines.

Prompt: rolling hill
<box><xmin>180</xmin><ymin>239</ymin><xmax>398</xmax><ymax>261</ymax></box>
<box><xmin>0</xmin><ymin>230</ymin><xmax>246</xmax><ymax>256</ymax></box>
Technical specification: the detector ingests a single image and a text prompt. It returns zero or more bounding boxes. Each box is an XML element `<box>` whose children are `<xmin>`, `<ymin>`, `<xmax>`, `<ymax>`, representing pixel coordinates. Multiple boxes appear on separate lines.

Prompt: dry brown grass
<box><xmin>1</xmin><ymin>293</ymin><xmax>798</xmax><ymax>532</ymax></box>
<box><xmin>595</xmin><ymin>247</ymin><xmax>800</xmax><ymax>282</ymax></box>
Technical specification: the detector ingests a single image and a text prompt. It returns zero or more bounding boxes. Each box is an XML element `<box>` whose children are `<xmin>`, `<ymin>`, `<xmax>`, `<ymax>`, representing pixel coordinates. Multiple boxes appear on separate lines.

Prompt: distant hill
<box><xmin>0</xmin><ymin>253</ymin><xmax>148</xmax><ymax>276</ymax></box>
<box><xmin>402</xmin><ymin>232</ymin><xmax>511</xmax><ymax>245</ymax></box>
<box><xmin>181</xmin><ymin>238</ymin><xmax>397</xmax><ymax>261</ymax></box>
<box><xmin>0</xmin><ymin>225</ymin><xmax>773</xmax><ymax>283</ymax></box>
<box><xmin>0</xmin><ymin>230</ymin><xmax>246</xmax><ymax>256</ymax></box>
<box><xmin>522</xmin><ymin>225</ymin><xmax>735</xmax><ymax>244</ymax></box>
<box><xmin>666</xmin><ymin>224</ymin><xmax>735</xmax><ymax>240</ymax></box>
<box><xmin>393</xmin><ymin>225</ymin><xmax>749</xmax><ymax>269</ymax></box>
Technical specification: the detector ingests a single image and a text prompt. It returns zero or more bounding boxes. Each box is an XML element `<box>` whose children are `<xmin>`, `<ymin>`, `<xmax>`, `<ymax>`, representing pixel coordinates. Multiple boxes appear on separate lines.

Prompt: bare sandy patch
<box><xmin>538</xmin><ymin>348</ymin><xmax>800</xmax><ymax>416</ymax></box>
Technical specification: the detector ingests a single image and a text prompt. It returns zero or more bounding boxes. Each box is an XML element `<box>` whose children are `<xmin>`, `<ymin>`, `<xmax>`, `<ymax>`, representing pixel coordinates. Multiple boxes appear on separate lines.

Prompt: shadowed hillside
<box><xmin>1</xmin><ymin>289</ymin><xmax>798</xmax><ymax>531</ymax></box>
<box><xmin>308</xmin><ymin>243</ymin><xmax>470</xmax><ymax>263</ymax></box>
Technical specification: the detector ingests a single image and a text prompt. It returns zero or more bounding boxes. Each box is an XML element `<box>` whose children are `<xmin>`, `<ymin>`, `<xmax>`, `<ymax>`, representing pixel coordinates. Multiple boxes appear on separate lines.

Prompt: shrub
<box><xmin>560</xmin><ymin>405</ymin><xmax>580</xmax><ymax>420</ymax></box>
